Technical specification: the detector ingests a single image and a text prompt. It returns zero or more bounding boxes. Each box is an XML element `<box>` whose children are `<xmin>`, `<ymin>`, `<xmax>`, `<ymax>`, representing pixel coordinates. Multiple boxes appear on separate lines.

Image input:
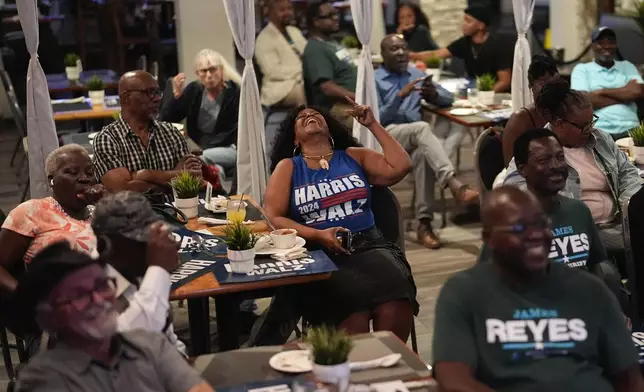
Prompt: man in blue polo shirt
<box><xmin>571</xmin><ymin>27</ymin><xmax>644</xmax><ymax>139</ymax></box>
<box><xmin>375</xmin><ymin>34</ymin><xmax>478</xmax><ymax>249</ymax></box>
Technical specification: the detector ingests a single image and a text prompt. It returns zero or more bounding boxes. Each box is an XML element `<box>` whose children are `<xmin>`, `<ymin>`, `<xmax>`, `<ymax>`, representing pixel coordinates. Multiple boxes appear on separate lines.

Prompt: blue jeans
<box><xmin>201</xmin><ymin>145</ymin><xmax>237</xmax><ymax>179</ymax></box>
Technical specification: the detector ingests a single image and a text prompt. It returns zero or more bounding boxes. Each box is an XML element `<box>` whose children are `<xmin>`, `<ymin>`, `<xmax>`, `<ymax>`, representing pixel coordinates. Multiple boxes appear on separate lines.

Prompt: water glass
<box><xmin>467</xmin><ymin>87</ymin><xmax>479</xmax><ymax>104</ymax></box>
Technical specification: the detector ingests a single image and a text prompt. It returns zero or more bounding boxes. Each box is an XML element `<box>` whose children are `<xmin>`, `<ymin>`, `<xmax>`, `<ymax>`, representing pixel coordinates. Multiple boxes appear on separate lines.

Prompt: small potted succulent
<box><xmin>85</xmin><ymin>76</ymin><xmax>106</xmax><ymax>106</ymax></box>
<box><xmin>223</xmin><ymin>220</ymin><xmax>258</xmax><ymax>274</ymax></box>
<box><xmin>629</xmin><ymin>123</ymin><xmax>644</xmax><ymax>164</ymax></box>
<box><xmin>170</xmin><ymin>171</ymin><xmax>203</xmax><ymax>219</ymax></box>
<box><xmin>308</xmin><ymin>325</ymin><xmax>353</xmax><ymax>392</ymax></box>
<box><xmin>64</xmin><ymin>53</ymin><xmax>81</xmax><ymax>81</ymax></box>
<box><xmin>424</xmin><ymin>56</ymin><xmax>441</xmax><ymax>80</ymax></box>
<box><xmin>477</xmin><ymin>73</ymin><xmax>496</xmax><ymax>106</ymax></box>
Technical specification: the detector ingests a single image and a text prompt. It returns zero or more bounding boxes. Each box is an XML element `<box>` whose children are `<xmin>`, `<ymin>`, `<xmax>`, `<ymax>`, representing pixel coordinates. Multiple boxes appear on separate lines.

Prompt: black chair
<box><xmin>624</xmin><ymin>186</ymin><xmax>644</xmax><ymax>327</ymax></box>
<box><xmin>371</xmin><ymin>186</ymin><xmax>418</xmax><ymax>354</ymax></box>
<box><xmin>474</xmin><ymin>128</ymin><xmax>504</xmax><ymax>202</ymax></box>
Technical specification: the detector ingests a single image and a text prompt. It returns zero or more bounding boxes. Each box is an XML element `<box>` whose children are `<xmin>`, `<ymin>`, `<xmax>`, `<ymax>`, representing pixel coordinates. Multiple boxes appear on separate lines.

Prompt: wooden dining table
<box><xmin>52</xmin><ymin>96</ymin><xmax>120</xmax><ymax>122</ymax></box>
<box><xmin>171</xmin><ymin>197</ymin><xmax>333</xmax><ymax>356</ymax></box>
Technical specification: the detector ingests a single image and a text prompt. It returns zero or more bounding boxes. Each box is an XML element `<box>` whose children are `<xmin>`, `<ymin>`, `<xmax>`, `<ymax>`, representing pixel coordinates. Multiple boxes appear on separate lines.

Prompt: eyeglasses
<box><xmin>560</xmin><ymin>114</ymin><xmax>599</xmax><ymax>135</ymax></box>
<box><xmin>491</xmin><ymin>217</ymin><xmax>552</xmax><ymax>235</ymax></box>
<box><xmin>126</xmin><ymin>87</ymin><xmax>163</xmax><ymax>100</ymax></box>
<box><xmin>51</xmin><ymin>277</ymin><xmax>117</xmax><ymax>312</ymax></box>
<box><xmin>197</xmin><ymin>66</ymin><xmax>220</xmax><ymax>76</ymax></box>
<box><xmin>316</xmin><ymin>11</ymin><xmax>339</xmax><ymax>20</ymax></box>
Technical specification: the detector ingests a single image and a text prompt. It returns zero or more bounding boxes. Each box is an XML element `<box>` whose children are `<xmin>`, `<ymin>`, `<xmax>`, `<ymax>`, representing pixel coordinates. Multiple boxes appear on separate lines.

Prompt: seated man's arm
<box><xmin>116</xmin><ymin>266</ymin><xmax>171</xmax><ymax>334</ymax></box>
<box><xmin>433</xmin><ymin>277</ymin><xmax>494</xmax><ymax>392</ymax></box>
<box><xmin>303</xmin><ymin>45</ymin><xmax>356</xmax><ymax>101</ymax></box>
<box><xmin>572</xmin><ymin>64</ymin><xmax>635</xmax><ymax>108</ymax></box>
<box><xmin>319</xmin><ymin>80</ymin><xmax>356</xmax><ymax>101</ymax></box>
<box><xmin>494</xmin><ymin>68</ymin><xmax>511</xmax><ymax>93</ymax></box>
<box><xmin>408</xmin><ymin>47</ymin><xmax>452</xmax><ymax>62</ymax></box>
<box><xmin>597</xmin><ymin>62</ymin><xmax>644</xmax><ymax>103</ymax></box>
<box><xmin>151</xmin><ymin>331</ymin><xmax>213</xmax><ymax>392</ymax></box>
<box><xmin>596</xmin><ymin>282</ymin><xmax>644</xmax><ymax>392</ymax></box>
<box><xmin>15</xmin><ymin>363</ymin><xmax>67</xmax><ymax>392</ymax></box>
<box><xmin>609</xmin><ymin>132</ymin><xmax>644</xmax><ymax>203</ymax></box>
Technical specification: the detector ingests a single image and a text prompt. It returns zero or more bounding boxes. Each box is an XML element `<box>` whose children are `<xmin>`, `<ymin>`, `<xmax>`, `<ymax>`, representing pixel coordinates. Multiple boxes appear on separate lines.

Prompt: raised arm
<box><xmin>494</xmin><ymin>69</ymin><xmax>511</xmax><ymax>93</ymax></box>
<box><xmin>344</xmin><ymin>97</ymin><xmax>412</xmax><ymax>186</ymax></box>
<box><xmin>264</xmin><ymin>159</ymin><xmax>349</xmax><ymax>254</ymax></box>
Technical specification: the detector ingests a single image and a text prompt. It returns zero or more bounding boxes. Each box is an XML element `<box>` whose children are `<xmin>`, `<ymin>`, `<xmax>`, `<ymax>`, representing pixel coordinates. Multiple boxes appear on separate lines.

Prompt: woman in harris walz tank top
<box><xmin>264</xmin><ymin>97</ymin><xmax>419</xmax><ymax>341</ymax></box>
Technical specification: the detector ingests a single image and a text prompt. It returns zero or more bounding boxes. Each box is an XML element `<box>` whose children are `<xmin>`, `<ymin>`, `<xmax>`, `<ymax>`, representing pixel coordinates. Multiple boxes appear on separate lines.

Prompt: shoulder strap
<box><xmin>523</xmin><ymin>107</ymin><xmax>536</xmax><ymax>127</ymax></box>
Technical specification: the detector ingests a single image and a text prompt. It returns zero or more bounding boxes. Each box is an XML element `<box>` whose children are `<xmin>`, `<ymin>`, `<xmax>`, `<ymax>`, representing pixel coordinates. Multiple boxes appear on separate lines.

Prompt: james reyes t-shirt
<box><xmin>433</xmin><ymin>262</ymin><xmax>638</xmax><ymax>392</ymax></box>
<box><xmin>446</xmin><ymin>35</ymin><xmax>514</xmax><ymax>79</ymax></box>
<box><xmin>478</xmin><ymin>196</ymin><xmax>607</xmax><ymax>270</ymax></box>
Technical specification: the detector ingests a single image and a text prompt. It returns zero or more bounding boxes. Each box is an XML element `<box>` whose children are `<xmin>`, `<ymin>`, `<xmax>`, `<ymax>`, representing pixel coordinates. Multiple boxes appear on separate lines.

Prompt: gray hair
<box><xmin>194</xmin><ymin>49</ymin><xmax>242</xmax><ymax>86</ymax></box>
<box><xmin>44</xmin><ymin>144</ymin><xmax>91</xmax><ymax>177</ymax></box>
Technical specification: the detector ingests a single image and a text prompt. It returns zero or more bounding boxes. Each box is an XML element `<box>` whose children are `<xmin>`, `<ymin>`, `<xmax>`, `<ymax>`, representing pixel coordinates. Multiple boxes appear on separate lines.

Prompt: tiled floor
<box><xmin>0</xmin><ymin>121</ymin><xmax>482</xmax><ymax>387</ymax></box>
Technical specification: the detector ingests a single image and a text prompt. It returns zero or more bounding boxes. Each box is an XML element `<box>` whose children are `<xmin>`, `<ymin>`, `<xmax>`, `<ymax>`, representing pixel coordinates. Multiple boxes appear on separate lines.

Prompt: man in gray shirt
<box><xmin>10</xmin><ymin>241</ymin><xmax>214</xmax><ymax>392</ymax></box>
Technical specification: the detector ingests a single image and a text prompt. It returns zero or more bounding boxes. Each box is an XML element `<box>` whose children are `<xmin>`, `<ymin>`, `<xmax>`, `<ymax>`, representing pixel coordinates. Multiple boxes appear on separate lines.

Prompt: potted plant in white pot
<box><xmin>309</xmin><ymin>325</ymin><xmax>353</xmax><ymax>392</ymax></box>
<box><xmin>64</xmin><ymin>53</ymin><xmax>81</xmax><ymax>81</ymax></box>
<box><xmin>629</xmin><ymin>123</ymin><xmax>644</xmax><ymax>164</ymax></box>
<box><xmin>223</xmin><ymin>220</ymin><xmax>258</xmax><ymax>274</ymax></box>
<box><xmin>86</xmin><ymin>76</ymin><xmax>106</xmax><ymax>106</ymax></box>
<box><xmin>477</xmin><ymin>73</ymin><xmax>496</xmax><ymax>106</ymax></box>
<box><xmin>424</xmin><ymin>56</ymin><xmax>441</xmax><ymax>80</ymax></box>
<box><xmin>341</xmin><ymin>35</ymin><xmax>361</xmax><ymax>60</ymax></box>
<box><xmin>170</xmin><ymin>171</ymin><xmax>203</xmax><ymax>219</ymax></box>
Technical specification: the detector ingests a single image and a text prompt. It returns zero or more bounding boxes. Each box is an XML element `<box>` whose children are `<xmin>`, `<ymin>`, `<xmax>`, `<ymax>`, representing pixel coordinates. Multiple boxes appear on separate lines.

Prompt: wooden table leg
<box><xmin>214</xmin><ymin>295</ymin><xmax>240</xmax><ymax>351</ymax></box>
<box><xmin>187</xmin><ymin>297</ymin><xmax>211</xmax><ymax>356</ymax></box>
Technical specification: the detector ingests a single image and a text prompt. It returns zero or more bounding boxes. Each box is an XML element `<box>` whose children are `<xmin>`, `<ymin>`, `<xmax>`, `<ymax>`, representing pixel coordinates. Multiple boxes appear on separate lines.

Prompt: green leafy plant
<box><xmin>307</xmin><ymin>325</ymin><xmax>353</xmax><ymax>366</ymax></box>
<box><xmin>170</xmin><ymin>171</ymin><xmax>203</xmax><ymax>199</ymax></box>
<box><xmin>629</xmin><ymin>123</ymin><xmax>644</xmax><ymax>147</ymax></box>
<box><xmin>64</xmin><ymin>53</ymin><xmax>80</xmax><ymax>68</ymax></box>
<box><xmin>477</xmin><ymin>74</ymin><xmax>496</xmax><ymax>92</ymax></box>
<box><xmin>425</xmin><ymin>56</ymin><xmax>441</xmax><ymax>69</ymax></box>
<box><xmin>223</xmin><ymin>220</ymin><xmax>258</xmax><ymax>251</ymax></box>
<box><xmin>341</xmin><ymin>35</ymin><xmax>360</xmax><ymax>49</ymax></box>
<box><xmin>85</xmin><ymin>75</ymin><xmax>105</xmax><ymax>91</ymax></box>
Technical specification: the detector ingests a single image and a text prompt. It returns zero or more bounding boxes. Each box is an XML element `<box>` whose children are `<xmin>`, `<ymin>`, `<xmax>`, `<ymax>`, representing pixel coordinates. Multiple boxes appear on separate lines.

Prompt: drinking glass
<box><xmin>467</xmin><ymin>87</ymin><xmax>479</xmax><ymax>104</ymax></box>
<box><xmin>227</xmin><ymin>200</ymin><xmax>246</xmax><ymax>222</ymax></box>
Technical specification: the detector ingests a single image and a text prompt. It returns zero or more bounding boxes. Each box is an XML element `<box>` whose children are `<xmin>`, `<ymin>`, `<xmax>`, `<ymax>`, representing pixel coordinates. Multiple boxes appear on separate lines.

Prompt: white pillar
<box><xmin>549</xmin><ymin>0</ymin><xmax>596</xmax><ymax>62</ymax></box>
<box><xmin>175</xmin><ymin>0</ymin><xmax>235</xmax><ymax>81</ymax></box>
<box><xmin>370</xmin><ymin>0</ymin><xmax>386</xmax><ymax>55</ymax></box>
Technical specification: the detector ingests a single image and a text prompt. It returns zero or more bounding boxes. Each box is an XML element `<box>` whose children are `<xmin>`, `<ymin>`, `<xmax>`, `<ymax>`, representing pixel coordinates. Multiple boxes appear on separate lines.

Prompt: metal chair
<box><xmin>371</xmin><ymin>186</ymin><xmax>418</xmax><ymax>354</ymax></box>
<box><xmin>473</xmin><ymin>127</ymin><xmax>504</xmax><ymax>203</ymax></box>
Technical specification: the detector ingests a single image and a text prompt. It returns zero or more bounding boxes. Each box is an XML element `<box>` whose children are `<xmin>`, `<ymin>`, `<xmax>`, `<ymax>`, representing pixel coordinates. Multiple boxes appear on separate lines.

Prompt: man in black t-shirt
<box><xmin>410</xmin><ymin>6</ymin><xmax>513</xmax><ymax>92</ymax></box>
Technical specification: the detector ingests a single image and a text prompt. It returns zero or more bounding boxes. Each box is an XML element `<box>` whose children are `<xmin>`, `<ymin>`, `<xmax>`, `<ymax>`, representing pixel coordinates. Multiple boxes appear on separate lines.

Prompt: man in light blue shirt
<box><xmin>571</xmin><ymin>27</ymin><xmax>644</xmax><ymax>139</ymax></box>
<box><xmin>375</xmin><ymin>34</ymin><xmax>478</xmax><ymax>249</ymax></box>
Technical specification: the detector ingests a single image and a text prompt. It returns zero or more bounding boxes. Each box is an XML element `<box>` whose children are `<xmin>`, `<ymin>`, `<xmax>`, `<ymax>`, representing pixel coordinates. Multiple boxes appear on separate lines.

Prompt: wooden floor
<box><xmin>0</xmin><ymin>121</ymin><xmax>482</xmax><ymax>386</ymax></box>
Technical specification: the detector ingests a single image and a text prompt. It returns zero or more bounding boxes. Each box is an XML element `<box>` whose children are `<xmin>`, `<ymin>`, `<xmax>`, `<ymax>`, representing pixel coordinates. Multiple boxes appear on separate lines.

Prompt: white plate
<box><xmin>268</xmin><ymin>350</ymin><xmax>312</xmax><ymax>373</ymax></box>
<box><xmin>255</xmin><ymin>236</ymin><xmax>306</xmax><ymax>255</ymax></box>
<box><xmin>449</xmin><ymin>108</ymin><xmax>480</xmax><ymax>116</ymax></box>
<box><xmin>171</xmin><ymin>123</ymin><xmax>185</xmax><ymax>132</ymax></box>
<box><xmin>88</xmin><ymin>132</ymin><xmax>98</xmax><ymax>139</ymax></box>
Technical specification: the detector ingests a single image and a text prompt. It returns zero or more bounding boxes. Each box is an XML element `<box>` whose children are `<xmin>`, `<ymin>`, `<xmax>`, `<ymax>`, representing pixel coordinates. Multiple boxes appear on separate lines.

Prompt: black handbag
<box><xmin>142</xmin><ymin>190</ymin><xmax>189</xmax><ymax>226</ymax></box>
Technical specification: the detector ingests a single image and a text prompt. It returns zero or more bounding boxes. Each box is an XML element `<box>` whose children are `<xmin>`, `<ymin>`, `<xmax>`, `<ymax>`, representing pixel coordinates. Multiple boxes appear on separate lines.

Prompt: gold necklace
<box><xmin>302</xmin><ymin>151</ymin><xmax>333</xmax><ymax>170</ymax></box>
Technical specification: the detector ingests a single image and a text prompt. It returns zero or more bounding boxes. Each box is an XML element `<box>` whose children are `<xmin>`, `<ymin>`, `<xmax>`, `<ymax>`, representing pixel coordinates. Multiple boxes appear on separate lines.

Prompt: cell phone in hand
<box><xmin>336</xmin><ymin>230</ymin><xmax>354</xmax><ymax>252</ymax></box>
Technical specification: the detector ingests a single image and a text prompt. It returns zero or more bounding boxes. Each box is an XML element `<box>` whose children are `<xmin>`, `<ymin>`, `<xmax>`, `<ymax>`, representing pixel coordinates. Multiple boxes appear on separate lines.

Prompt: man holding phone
<box><xmin>375</xmin><ymin>34</ymin><xmax>478</xmax><ymax>249</ymax></box>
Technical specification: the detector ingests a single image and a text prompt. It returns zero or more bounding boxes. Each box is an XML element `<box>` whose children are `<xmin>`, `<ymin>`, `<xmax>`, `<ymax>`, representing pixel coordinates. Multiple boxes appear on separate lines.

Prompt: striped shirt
<box><xmin>93</xmin><ymin>115</ymin><xmax>189</xmax><ymax>184</ymax></box>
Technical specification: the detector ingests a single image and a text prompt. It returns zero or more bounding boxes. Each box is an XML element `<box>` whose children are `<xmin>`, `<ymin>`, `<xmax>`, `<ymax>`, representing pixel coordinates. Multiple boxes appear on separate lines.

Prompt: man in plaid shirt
<box><xmin>93</xmin><ymin>71</ymin><xmax>202</xmax><ymax>200</ymax></box>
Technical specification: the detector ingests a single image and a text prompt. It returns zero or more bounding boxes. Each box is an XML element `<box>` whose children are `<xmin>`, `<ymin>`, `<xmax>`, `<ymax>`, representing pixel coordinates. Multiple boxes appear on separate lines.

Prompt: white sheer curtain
<box><xmin>17</xmin><ymin>0</ymin><xmax>59</xmax><ymax>199</ymax></box>
<box><xmin>350</xmin><ymin>0</ymin><xmax>381</xmax><ymax>151</ymax></box>
<box><xmin>223</xmin><ymin>0</ymin><xmax>268</xmax><ymax>203</ymax></box>
<box><xmin>511</xmin><ymin>0</ymin><xmax>536</xmax><ymax>110</ymax></box>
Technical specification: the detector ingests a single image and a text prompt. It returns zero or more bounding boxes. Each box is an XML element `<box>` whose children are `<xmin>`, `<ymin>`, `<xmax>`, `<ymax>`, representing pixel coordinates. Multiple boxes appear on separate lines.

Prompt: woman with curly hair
<box><xmin>395</xmin><ymin>2</ymin><xmax>438</xmax><ymax>52</ymax></box>
<box><xmin>264</xmin><ymin>97</ymin><xmax>418</xmax><ymax>340</ymax></box>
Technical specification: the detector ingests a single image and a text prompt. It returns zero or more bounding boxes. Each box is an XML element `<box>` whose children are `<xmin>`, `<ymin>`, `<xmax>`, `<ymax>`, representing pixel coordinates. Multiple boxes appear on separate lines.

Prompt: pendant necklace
<box><xmin>302</xmin><ymin>152</ymin><xmax>333</xmax><ymax>170</ymax></box>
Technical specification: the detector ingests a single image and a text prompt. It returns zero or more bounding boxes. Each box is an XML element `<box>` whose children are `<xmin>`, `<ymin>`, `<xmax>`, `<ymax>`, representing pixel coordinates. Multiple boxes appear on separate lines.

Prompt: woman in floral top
<box><xmin>0</xmin><ymin>144</ymin><xmax>106</xmax><ymax>294</ymax></box>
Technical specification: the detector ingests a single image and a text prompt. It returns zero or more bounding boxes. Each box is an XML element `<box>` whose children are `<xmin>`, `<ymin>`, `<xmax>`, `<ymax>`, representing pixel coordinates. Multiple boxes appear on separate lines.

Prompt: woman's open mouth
<box><xmin>306</xmin><ymin>118</ymin><xmax>319</xmax><ymax>127</ymax></box>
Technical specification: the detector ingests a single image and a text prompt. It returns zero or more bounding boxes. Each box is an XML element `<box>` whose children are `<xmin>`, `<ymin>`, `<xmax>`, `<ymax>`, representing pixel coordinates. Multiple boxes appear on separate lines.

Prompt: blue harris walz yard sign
<box><xmin>169</xmin><ymin>227</ymin><xmax>228</xmax><ymax>290</ymax></box>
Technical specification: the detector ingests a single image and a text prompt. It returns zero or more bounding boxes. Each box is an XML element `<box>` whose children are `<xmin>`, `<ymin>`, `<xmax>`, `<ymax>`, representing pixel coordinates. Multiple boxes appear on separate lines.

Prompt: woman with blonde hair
<box><xmin>160</xmin><ymin>49</ymin><xmax>241</xmax><ymax>187</ymax></box>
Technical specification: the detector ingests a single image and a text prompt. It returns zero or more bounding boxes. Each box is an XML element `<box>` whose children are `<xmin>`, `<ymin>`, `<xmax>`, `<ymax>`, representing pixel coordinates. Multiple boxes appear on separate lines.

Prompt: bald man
<box><xmin>433</xmin><ymin>187</ymin><xmax>642</xmax><ymax>392</ymax></box>
<box><xmin>376</xmin><ymin>34</ymin><xmax>477</xmax><ymax>249</ymax></box>
<box><xmin>93</xmin><ymin>71</ymin><xmax>202</xmax><ymax>201</ymax></box>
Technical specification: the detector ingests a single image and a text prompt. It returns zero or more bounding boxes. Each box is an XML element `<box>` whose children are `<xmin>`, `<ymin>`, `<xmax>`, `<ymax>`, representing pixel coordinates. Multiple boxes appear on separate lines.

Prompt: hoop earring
<box><xmin>293</xmin><ymin>145</ymin><xmax>300</xmax><ymax>156</ymax></box>
<box><xmin>329</xmin><ymin>137</ymin><xmax>335</xmax><ymax>150</ymax></box>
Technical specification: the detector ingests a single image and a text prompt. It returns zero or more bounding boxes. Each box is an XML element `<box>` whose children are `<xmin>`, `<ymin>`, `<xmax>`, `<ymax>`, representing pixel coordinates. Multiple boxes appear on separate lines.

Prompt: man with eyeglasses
<box><xmin>433</xmin><ymin>186</ymin><xmax>642</xmax><ymax>392</ymax></box>
<box><xmin>94</xmin><ymin>70</ymin><xmax>203</xmax><ymax>202</ymax></box>
<box><xmin>571</xmin><ymin>27</ymin><xmax>644</xmax><ymax>140</ymax></box>
<box><xmin>10</xmin><ymin>241</ymin><xmax>214</xmax><ymax>392</ymax></box>
<box><xmin>302</xmin><ymin>1</ymin><xmax>357</xmax><ymax>128</ymax></box>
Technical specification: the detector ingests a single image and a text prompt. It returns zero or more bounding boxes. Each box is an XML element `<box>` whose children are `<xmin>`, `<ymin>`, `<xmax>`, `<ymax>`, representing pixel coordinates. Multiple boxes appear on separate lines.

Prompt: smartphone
<box><xmin>336</xmin><ymin>231</ymin><xmax>353</xmax><ymax>252</ymax></box>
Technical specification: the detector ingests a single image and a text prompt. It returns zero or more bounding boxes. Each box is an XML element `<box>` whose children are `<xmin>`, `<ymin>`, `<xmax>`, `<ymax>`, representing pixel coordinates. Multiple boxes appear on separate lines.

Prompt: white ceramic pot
<box><xmin>174</xmin><ymin>196</ymin><xmax>199</xmax><ymax>219</ymax></box>
<box><xmin>65</xmin><ymin>66</ymin><xmax>80</xmax><ymax>81</ymax></box>
<box><xmin>227</xmin><ymin>248</ymin><xmax>256</xmax><ymax>274</ymax></box>
<box><xmin>88</xmin><ymin>90</ymin><xmax>105</xmax><ymax>106</ymax></box>
<box><xmin>634</xmin><ymin>146</ymin><xmax>644</xmax><ymax>165</ymax></box>
<box><xmin>312</xmin><ymin>362</ymin><xmax>350</xmax><ymax>392</ymax></box>
<box><xmin>478</xmin><ymin>90</ymin><xmax>495</xmax><ymax>106</ymax></box>
<box><xmin>425</xmin><ymin>67</ymin><xmax>441</xmax><ymax>80</ymax></box>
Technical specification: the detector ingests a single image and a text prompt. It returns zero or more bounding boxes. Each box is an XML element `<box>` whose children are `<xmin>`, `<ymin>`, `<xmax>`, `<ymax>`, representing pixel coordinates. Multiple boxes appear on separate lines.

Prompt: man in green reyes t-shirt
<box><xmin>302</xmin><ymin>2</ymin><xmax>357</xmax><ymax>127</ymax></box>
<box><xmin>479</xmin><ymin>128</ymin><xmax>607</xmax><ymax>271</ymax></box>
<box><xmin>433</xmin><ymin>187</ymin><xmax>641</xmax><ymax>392</ymax></box>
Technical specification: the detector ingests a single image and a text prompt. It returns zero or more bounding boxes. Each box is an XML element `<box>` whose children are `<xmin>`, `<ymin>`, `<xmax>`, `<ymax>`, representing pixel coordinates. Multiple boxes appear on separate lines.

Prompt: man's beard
<box><xmin>78</xmin><ymin>302</ymin><xmax>118</xmax><ymax>340</ymax></box>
